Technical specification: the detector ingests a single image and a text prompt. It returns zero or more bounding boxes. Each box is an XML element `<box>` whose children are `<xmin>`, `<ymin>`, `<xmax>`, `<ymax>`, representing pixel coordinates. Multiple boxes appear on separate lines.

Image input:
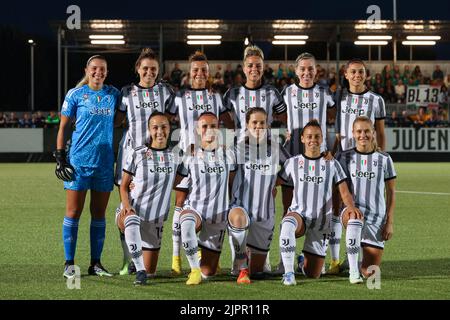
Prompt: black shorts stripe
<box><xmin>361</xmin><ymin>242</ymin><xmax>384</xmax><ymax>250</ymax></box>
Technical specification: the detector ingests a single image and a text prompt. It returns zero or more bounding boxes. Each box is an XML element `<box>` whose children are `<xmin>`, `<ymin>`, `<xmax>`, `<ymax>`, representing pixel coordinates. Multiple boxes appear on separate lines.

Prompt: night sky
<box><xmin>1</xmin><ymin>0</ymin><xmax>450</xmax><ymax>111</ymax></box>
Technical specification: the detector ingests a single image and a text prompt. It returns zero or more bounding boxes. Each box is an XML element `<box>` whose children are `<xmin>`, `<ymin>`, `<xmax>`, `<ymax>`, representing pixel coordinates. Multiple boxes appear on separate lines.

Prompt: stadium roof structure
<box><xmin>51</xmin><ymin>19</ymin><xmax>450</xmax><ymax>49</ymax></box>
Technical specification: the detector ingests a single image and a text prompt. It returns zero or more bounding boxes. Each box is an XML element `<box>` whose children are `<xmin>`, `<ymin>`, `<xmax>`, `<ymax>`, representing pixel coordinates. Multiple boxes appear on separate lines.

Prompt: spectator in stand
<box><xmin>385</xmin><ymin>111</ymin><xmax>403</xmax><ymax>127</ymax></box>
<box><xmin>19</xmin><ymin>112</ymin><xmax>33</xmax><ymax>128</ymax></box>
<box><xmin>401</xmin><ymin>110</ymin><xmax>412</xmax><ymax>127</ymax></box>
<box><xmin>385</xmin><ymin>79</ymin><xmax>396</xmax><ymax>103</ymax></box>
<box><xmin>413</xmin><ymin>65</ymin><xmax>422</xmax><ymax>79</ymax></box>
<box><xmin>382</xmin><ymin>65</ymin><xmax>394</xmax><ymax>82</ymax></box>
<box><xmin>170</xmin><ymin>63</ymin><xmax>184</xmax><ymax>89</ymax></box>
<box><xmin>46</xmin><ymin>111</ymin><xmax>60</xmax><ymax>128</ymax></box>
<box><xmin>444</xmin><ymin>74</ymin><xmax>450</xmax><ymax>89</ymax></box>
<box><xmin>329</xmin><ymin>68</ymin><xmax>337</xmax><ymax>92</ymax></box>
<box><xmin>223</xmin><ymin>63</ymin><xmax>235</xmax><ymax>87</ymax></box>
<box><xmin>393</xmin><ymin>65</ymin><xmax>401</xmax><ymax>80</ymax></box>
<box><xmin>34</xmin><ymin>111</ymin><xmax>46</xmax><ymax>128</ymax></box>
<box><xmin>392</xmin><ymin>73</ymin><xmax>401</xmax><ymax>86</ymax></box>
<box><xmin>276</xmin><ymin>63</ymin><xmax>286</xmax><ymax>80</ymax></box>
<box><xmin>212</xmin><ymin>71</ymin><xmax>226</xmax><ymax>94</ymax></box>
<box><xmin>7</xmin><ymin>112</ymin><xmax>19</xmax><ymax>128</ymax></box>
<box><xmin>408</xmin><ymin>77</ymin><xmax>419</xmax><ymax>86</ymax></box>
<box><xmin>395</xmin><ymin>79</ymin><xmax>406</xmax><ymax>103</ymax></box>
<box><xmin>0</xmin><ymin>112</ymin><xmax>8</xmax><ymax>128</ymax></box>
<box><xmin>235</xmin><ymin>64</ymin><xmax>245</xmax><ymax>79</ymax></box>
<box><xmin>432</xmin><ymin>65</ymin><xmax>444</xmax><ymax>82</ymax></box>
<box><xmin>180</xmin><ymin>72</ymin><xmax>190</xmax><ymax>90</ymax></box>
<box><xmin>409</xmin><ymin>107</ymin><xmax>430</xmax><ymax>128</ymax></box>
<box><xmin>439</xmin><ymin>85</ymin><xmax>449</xmax><ymax>107</ymax></box>
<box><xmin>287</xmin><ymin>64</ymin><xmax>296</xmax><ymax>79</ymax></box>
<box><xmin>263</xmin><ymin>64</ymin><xmax>275</xmax><ymax>85</ymax></box>
<box><xmin>233</xmin><ymin>73</ymin><xmax>244</xmax><ymax>86</ymax></box>
<box><xmin>372</xmin><ymin>73</ymin><xmax>383</xmax><ymax>92</ymax></box>
<box><xmin>316</xmin><ymin>65</ymin><xmax>328</xmax><ymax>87</ymax></box>
<box><xmin>425</xmin><ymin>109</ymin><xmax>441</xmax><ymax>127</ymax></box>
<box><xmin>403</xmin><ymin>65</ymin><xmax>411</xmax><ymax>81</ymax></box>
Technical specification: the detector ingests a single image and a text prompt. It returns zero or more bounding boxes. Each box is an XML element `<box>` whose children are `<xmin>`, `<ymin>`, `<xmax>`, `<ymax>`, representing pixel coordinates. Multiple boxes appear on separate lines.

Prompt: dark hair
<box><xmin>301</xmin><ymin>119</ymin><xmax>322</xmax><ymax>136</ymax></box>
<box><xmin>345</xmin><ymin>58</ymin><xmax>366</xmax><ymax>71</ymax></box>
<box><xmin>189</xmin><ymin>51</ymin><xmax>208</xmax><ymax>64</ymax></box>
<box><xmin>147</xmin><ymin>111</ymin><xmax>169</xmax><ymax>127</ymax></box>
<box><xmin>245</xmin><ymin>107</ymin><xmax>267</xmax><ymax>124</ymax></box>
<box><xmin>197</xmin><ymin>112</ymin><xmax>217</xmax><ymax>121</ymax></box>
<box><xmin>135</xmin><ymin>48</ymin><xmax>158</xmax><ymax>73</ymax></box>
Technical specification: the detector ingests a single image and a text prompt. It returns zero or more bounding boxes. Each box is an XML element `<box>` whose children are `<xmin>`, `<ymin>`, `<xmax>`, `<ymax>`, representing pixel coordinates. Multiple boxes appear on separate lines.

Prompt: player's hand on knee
<box><xmin>53</xmin><ymin>149</ymin><xmax>75</xmax><ymax>182</ymax></box>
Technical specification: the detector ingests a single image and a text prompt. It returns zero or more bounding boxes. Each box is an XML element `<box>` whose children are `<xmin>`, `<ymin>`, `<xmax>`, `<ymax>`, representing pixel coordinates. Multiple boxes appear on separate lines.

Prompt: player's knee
<box><xmin>228</xmin><ymin>208</ymin><xmax>248</xmax><ymax>229</ymax></box>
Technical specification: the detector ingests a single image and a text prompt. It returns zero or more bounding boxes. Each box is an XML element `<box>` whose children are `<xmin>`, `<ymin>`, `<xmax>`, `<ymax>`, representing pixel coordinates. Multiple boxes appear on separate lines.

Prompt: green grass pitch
<box><xmin>0</xmin><ymin>163</ymin><xmax>449</xmax><ymax>300</ymax></box>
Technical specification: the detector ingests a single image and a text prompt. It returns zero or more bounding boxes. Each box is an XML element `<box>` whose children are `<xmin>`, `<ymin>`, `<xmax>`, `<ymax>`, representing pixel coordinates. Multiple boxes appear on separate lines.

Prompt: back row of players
<box><xmin>56</xmin><ymin>45</ymin><xmax>395</xmax><ymax>286</ymax></box>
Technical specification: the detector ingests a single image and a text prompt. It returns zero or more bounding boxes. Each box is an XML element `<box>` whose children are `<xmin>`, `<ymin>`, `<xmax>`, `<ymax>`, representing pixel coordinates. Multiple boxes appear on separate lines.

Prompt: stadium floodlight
<box><xmin>187</xmin><ymin>40</ymin><xmax>221</xmax><ymax>45</ymax></box>
<box><xmin>28</xmin><ymin>39</ymin><xmax>34</xmax><ymax>44</ymax></box>
<box><xmin>406</xmin><ymin>35</ymin><xmax>441</xmax><ymax>40</ymax></box>
<box><xmin>272</xmin><ymin>40</ymin><xmax>306</xmax><ymax>45</ymax></box>
<box><xmin>272</xmin><ymin>20</ymin><xmax>306</xmax><ymax>29</ymax></box>
<box><xmin>354</xmin><ymin>41</ymin><xmax>388</xmax><ymax>45</ymax></box>
<box><xmin>89</xmin><ymin>35</ymin><xmax>124</xmax><ymax>40</ymax></box>
<box><xmin>357</xmin><ymin>35</ymin><xmax>392</xmax><ymax>40</ymax></box>
<box><xmin>402</xmin><ymin>41</ymin><xmax>436</xmax><ymax>45</ymax></box>
<box><xmin>187</xmin><ymin>35</ymin><xmax>222</xmax><ymax>40</ymax></box>
<box><xmin>244</xmin><ymin>37</ymin><xmax>249</xmax><ymax>45</ymax></box>
<box><xmin>90</xmin><ymin>20</ymin><xmax>124</xmax><ymax>29</ymax></box>
<box><xmin>90</xmin><ymin>40</ymin><xmax>126</xmax><ymax>45</ymax></box>
<box><xmin>187</xmin><ymin>20</ymin><xmax>220</xmax><ymax>29</ymax></box>
<box><xmin>274</xmin><ymin>35</ymin><xmax>309</xmax><ymax>40</ymax></box>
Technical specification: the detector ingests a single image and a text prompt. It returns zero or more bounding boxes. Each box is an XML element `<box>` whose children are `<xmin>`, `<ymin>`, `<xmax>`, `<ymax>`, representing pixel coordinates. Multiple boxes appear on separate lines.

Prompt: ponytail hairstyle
<box><xmin>243</xmin><ymin>45</ymin><xmax>264</xmax><ymax>63</ymax></box>
<box><xmin>76</xmin><ymin>55</ymin><xmax>107</xmax><ymax>88</ymax></box>
<box><xmin>352</xmin><ymin>116</ymin><xmax>378</xmax><ymax>151</ymax></box>
<box><xmin>189</xmin><ymin>50</ymin><xmax>208</xmax><ymax>64</ymax></box>
<box><xmin>135</xmin><ymin>48</ymin><xmax>158</xmax><ymax>74</ymax></box>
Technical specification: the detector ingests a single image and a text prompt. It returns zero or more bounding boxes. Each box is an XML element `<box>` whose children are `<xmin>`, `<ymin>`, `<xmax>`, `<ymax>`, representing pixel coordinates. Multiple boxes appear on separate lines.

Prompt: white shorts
<box><xmin>115</xmin><ymin>208</ymin><xmax>164</xmax><ymax>250</ymax></box>
<box><xmin>230</xmin><ymin>206</ymin><xmax>275</xmax><ymax>253</ymax></box>
<box><xmin>185</xmin><ymin>207</ymin><xmax>227</xmax><ymax>253</ymax></box>
<box><xmin>114</xmin><ymin>134</ymin><xmax>132</xmax><ymax>186</ymax></box>
<box><xmin>339</xmin><ymin>207</ymin><xmax>385</xmax><ymax>250</ymax></box>
<box><xmin>361</xmin><ymin>222</ymin><xmax>385</xmax><ymax>250</ymax></box>
<box><xmin>289</xmin><ymin>210</ymin><xmax>330</xmax><ymax>258</ymax></box>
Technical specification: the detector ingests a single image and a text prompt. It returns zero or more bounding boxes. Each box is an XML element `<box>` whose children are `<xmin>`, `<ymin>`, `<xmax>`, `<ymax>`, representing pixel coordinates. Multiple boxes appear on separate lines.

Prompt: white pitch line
<box><xmin>397</xmin><ymin>190</ymin><xmax>450</xmax><ymax>196</ymax></box>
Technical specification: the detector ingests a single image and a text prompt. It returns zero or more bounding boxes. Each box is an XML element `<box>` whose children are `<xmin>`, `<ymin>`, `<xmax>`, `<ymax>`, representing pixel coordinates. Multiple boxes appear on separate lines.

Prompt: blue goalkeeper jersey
<box><xmin>61</xmin><ymin>84</ymin><xmax>120</xmax><ymax>169</ymax></box>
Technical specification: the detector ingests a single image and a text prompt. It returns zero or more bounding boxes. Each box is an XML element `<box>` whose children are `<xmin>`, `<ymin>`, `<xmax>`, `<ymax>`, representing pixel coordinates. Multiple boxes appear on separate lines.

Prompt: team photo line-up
<box><xmin>55</xmin><ymin>44</ymin><xmax>396</xmax><ymax>286</ymax></box>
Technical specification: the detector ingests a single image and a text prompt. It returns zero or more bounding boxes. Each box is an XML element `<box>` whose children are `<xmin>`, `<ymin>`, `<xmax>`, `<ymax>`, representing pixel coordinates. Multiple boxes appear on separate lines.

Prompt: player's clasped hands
<box><xmin>54</xmin><ymin>149</ymin><xmax>75</xmax><ymax>182</ymax></box>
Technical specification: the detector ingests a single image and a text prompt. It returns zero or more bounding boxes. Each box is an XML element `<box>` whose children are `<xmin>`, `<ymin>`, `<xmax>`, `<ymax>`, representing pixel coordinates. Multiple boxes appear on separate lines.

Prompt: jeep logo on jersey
<box><xmin>149</xmin><ymin>166</ymin><xmax>174</xmax><ymax>174</ymax></box>
<box><xmin>294</xmin><ymin>102</ymin><xmax>318</xmax><ymax>110</ymax></box>
<box><xmin>90</xmin><ymin>107</ymin><xmax>112</xmax><ymax>116</ymax></box>
<box><xmin>299</xmin><ymin>174</ymin><xmax>324</xmax><ymax>184</ymax></box>
<box><xmin>201</xmin><ymin>166</ymin><xmax>225</xmax><ymax>174</ymax></box>
<box><xmin>246</xmin><ymin>163</ymin><xmax>271</xmax><ymax>172</ymax></box>
<box><xmin>352</xmin><ymin>170</ymin><xmax>376</xmax><ymax>180</ymax></box>
<box><xmin>137</xmin><ymin>101</ymin><xmax>159</xmax><ymax>109</ymax></box>
<box><xmin>189</xmin><ymin>104</ymin><xmax>212</xmax><ymax>111</ymax></box>
<box><xmin>341</xmin><ymin>106</ymin><xmax>365</xmax><ymax>116</ymax></box>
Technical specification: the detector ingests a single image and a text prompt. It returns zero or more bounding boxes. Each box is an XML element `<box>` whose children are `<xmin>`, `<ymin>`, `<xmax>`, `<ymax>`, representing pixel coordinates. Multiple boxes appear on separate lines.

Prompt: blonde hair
<box><xmin>295</xmin><ymin>52</ymin><xmax>316</xmax><ymax>67</ymax></box>
<box><xmin>76</xmin><ymin>55</ymin><xmax>107</xmax><ymax>88</ymax></box>
<box><xmin>243</xmin><ymin>45</ymin><xmax>264</xmax><ymax>63</ymax></box>
<box><xmin>353</xmin><ymin>116</ymin><xmax>378</xmax><ymax>151</ymax></box>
